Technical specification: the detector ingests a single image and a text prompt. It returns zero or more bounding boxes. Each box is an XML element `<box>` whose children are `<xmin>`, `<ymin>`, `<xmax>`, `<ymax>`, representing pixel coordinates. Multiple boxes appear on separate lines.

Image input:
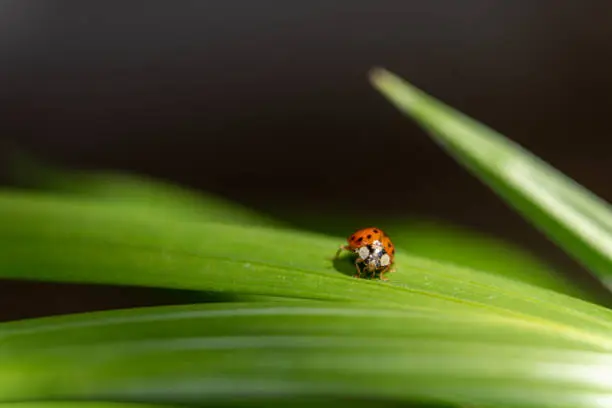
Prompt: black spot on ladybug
<box><xmin>387</xmin><ymin>243</ymin><xmax>392</xmax><ymax>248</ymax></box>
<box><xmin>373</xmin><ymin>229</ymin><xmax>379</xmax><ymax>233</ymax></box>
<box><xmin>357</xmin><ymin>237</ymin><xmax>363</xmax><ymax>243</ymax></box>
<box><xmin>392</xmin><ymin>249</ymin><xmax>395</xmax><ymax>254</ymax></box>
<box><xmin>367</xmin><ymin>234</ymin><xmax>372</xmax><ymax>239</ymax></box>
<box><xmin>350</xmin><ymin>235</ymin><xmax>355</xmax><ymax>241</ymax></box>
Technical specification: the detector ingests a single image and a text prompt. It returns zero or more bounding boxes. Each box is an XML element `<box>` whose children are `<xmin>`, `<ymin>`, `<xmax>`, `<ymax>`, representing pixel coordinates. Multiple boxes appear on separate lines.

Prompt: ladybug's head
<box><xmin>356</xmin><ymin>241</ymin><xmax>391</xmax><ymax>272</ymax></box>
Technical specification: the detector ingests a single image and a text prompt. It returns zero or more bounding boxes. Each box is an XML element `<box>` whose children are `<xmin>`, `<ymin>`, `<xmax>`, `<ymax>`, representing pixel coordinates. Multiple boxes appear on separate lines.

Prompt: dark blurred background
<box><xmin>2</xmin><ymin>1</ymin><xmax>612</xmax><ymax>320</ymax></box>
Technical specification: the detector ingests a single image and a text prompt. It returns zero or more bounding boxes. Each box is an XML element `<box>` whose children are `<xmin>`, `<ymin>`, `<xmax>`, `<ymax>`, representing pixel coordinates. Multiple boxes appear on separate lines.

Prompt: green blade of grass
<box><xmin>6</xmin><ymin>151</ymin><xmax>282</xmax><ymax>228</ymax></box>
<box><xmin>369</xmin><ymin>68</ymin><xmax>612</xmax><ymax>290</ymax></box>
<box><xmin>2</xmin><ymin>190</ymin><xmax>612</xmax><ymax>342</ymax></box>
<box><xmin>1</xmin><ymin>302</ymin><xmax>612</xmax><ymax>407</ymax></box>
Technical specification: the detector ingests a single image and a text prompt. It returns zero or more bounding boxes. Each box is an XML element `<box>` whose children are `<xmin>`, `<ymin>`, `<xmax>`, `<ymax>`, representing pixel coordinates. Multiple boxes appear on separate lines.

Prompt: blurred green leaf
<box><xmin>1</xmin><ymin>301</ymin><xmax>612</xmax><ymax>407</ymax></box>
<box><xmin>369</xmin><ymin>68</ymin><xmax>612</xmax><ymax>291</ymax></box>
<box><xmin>7</xmin><ymin>151</ymin><xmax>281</xmax><ymax>228</ymax></box>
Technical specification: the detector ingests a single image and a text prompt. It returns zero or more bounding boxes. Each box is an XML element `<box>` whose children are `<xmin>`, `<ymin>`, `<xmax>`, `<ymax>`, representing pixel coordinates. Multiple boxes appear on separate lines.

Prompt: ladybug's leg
<box><xmin>353</xmin><ymin>259</ymin><xmax>363</xmax><ymax>278</ymax></box>
<box><xmin>378</xmin><ymin>266</ymin><xmax>390</xmax><ymax>281</ymax></box>
<box><xmin>334</xmin><ymin>245</ymin><xmax>350</xmax><ymax>259</ymax></box>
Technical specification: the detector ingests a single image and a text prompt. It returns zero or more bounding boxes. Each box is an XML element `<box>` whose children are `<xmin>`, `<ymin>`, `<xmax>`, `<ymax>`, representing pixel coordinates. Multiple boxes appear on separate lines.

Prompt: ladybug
<box><xmin>335</xmin><ymin>227</ymin><xmax>396</xmax><ymax>280</ymax></box>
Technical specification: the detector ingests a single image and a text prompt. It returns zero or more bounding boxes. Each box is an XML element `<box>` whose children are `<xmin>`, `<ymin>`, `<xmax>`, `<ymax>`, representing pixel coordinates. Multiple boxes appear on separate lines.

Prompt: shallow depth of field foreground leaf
<box><xmin>1</xmin><ymin>301</ymin><xmax>612</xmax><ymax>407</ymax></box>
<box><xmin>369</xmin><ymin>68</ymin><xmax>612</xmax><ymax>291</ymax></box>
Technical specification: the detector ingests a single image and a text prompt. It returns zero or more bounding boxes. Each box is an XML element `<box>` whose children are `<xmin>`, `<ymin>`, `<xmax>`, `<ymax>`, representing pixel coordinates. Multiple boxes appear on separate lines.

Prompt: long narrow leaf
<box><xmin>7</xmin><ymin>151</ymin><xmax>281</xmax><ymax>228</ymax></box>
<box><xmin>369</xmin><ymin>68</ymin><xmax>612</xmax><ymax>291</ymax></box>
<box><xmin>1</xmin><ymin>302</ymin><xmax>612</xmax><ymax>407</ymax></box>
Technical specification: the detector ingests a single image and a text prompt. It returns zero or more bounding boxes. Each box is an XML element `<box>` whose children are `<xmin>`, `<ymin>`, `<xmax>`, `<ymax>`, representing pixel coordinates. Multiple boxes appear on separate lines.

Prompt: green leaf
<box><xmin>1</xmin><ymin>190</ymin><xmax>612</xmax><ymax>333</ymax></box>
<box><xmin>6</xmin><ymin>151</ymin><xmax>282</xmax><ymax>228</ymax></box>
<box><xmin>1</xmin><ymin>302</ymin><xmax>612</xmax><ymax>407</ymax></box>
<box><xmin>369</xmin><ymin>68</ymin><xmax>612</xmax><ymax>291</ymax></box>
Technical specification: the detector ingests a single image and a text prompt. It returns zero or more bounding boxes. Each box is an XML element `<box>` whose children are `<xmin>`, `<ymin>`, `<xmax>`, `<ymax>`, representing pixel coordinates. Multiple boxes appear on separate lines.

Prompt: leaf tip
<box><xmin>368</xmin><ymin>67</ymin><xmax>400</xmax><ymax>93</ymax></box>
<box><xmin>368</xmin><ymin>67</ymin><xmax>421</xmax><ymax>113</ymax></box>
<box><xmin>368</xmin><ymin>66</ymin><xmax>390</xmax><ymax>82</ymax></box>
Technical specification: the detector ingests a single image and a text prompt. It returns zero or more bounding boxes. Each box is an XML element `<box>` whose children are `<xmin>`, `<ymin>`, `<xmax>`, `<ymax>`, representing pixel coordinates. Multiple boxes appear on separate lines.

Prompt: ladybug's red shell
<box><xmin>381</xmin><ymin>234</ymin><xmax>396</xmax><ymax>263</ymax></box>
<box><xmin>347</xmin><ymin>227</ymin><xmax>385</xmax><ymax>250</ymax></box>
